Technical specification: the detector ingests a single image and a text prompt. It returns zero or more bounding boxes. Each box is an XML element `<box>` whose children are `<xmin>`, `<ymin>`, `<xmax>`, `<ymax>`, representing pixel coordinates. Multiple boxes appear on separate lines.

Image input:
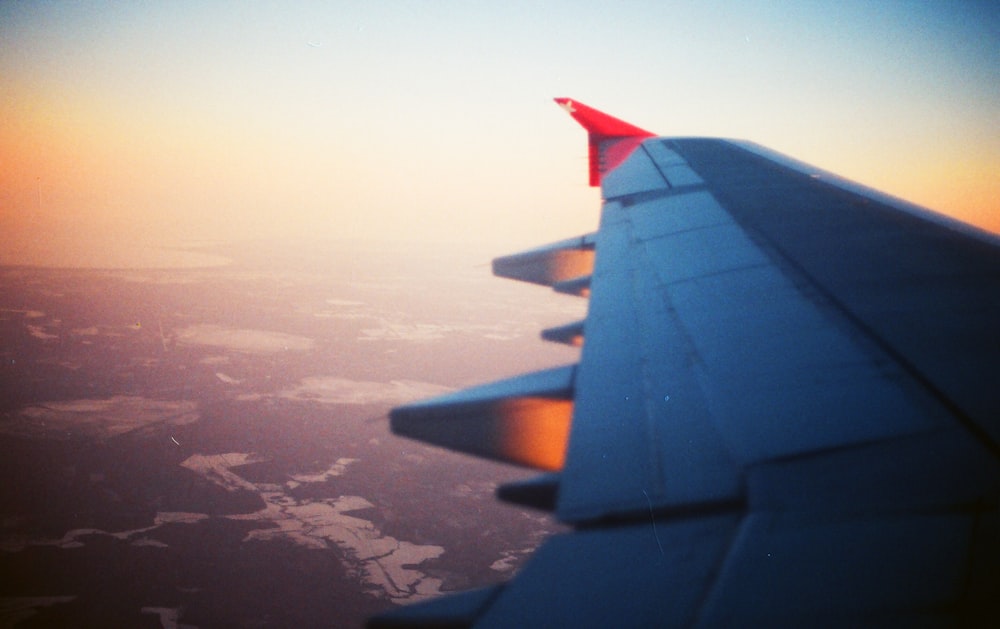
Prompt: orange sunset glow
<box><xmin>495</xmin><ymin>397</ymin><xmax>574</xmax><ymax>471</ymax></box>
<box><xmin>2</xmin><ymin>4</ymin><xmax>998</xmax><ymax>626</ymax></box>
<box><xmin>2</xmin><ymin>2</ymin><xmax>998</xmax><ymax>269</ymax></box>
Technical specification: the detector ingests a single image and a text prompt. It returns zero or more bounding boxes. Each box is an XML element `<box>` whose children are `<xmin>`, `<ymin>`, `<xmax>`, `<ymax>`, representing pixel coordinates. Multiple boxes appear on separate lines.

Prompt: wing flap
<box><xmin>496</xmin><ymin>473</ymin><xmax>560</xmax><ymax>511</ymax></box>
<box><xmin>491</xmin><ymin>234</ymin><xmax>595</xmax><ymax>287</ymax></box>
<box><xmin>540</xmin><ymin>320</ymin><xmax>584</xmax><ymax>346</ymax></box>
<box><xmin>390</xmin><ymin>365</ymin><xmax>575</xmax><ymax>471</ymax></box>
<box><xmin>551</xmin><ymin>275</ymin><xmax>591</xmax><ymax>297</ymax></box>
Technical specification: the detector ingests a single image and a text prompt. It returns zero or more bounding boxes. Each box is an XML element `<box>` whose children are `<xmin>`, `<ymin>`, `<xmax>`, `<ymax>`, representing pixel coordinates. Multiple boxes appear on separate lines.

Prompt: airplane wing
<box><xmin>371</xmin><ymin>99</ymin><xmax>1000</xmax><ymax>627</ymax></box>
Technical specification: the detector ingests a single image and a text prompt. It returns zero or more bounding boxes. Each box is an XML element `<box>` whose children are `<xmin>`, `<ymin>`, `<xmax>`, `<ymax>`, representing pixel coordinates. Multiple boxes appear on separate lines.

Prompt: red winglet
<box><xmin>554</xmin><ymin>98</ymin><xmax>655</xmax><ymax>187</ymax></box>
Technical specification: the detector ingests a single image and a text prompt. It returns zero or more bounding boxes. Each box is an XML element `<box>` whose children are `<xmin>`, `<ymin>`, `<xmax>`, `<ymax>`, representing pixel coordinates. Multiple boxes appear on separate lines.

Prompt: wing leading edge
<box><xmin>374</xmin><ymin>100</ymin><xmax>1000</xmax><ymax>627</ymax></box>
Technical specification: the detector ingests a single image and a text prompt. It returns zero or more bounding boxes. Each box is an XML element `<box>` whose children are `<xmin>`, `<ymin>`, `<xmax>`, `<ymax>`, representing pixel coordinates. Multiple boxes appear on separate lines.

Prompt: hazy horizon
<box><xmin>2</xmin><ymin>1</ymin><xmax>998</xmax><ymax>270</ymax></box>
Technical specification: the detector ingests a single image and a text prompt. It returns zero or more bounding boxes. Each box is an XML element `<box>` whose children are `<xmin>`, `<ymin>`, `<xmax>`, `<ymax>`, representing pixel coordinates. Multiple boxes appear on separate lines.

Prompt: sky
<box><xmin>2</xmin><ymin>0</ymin><xmax>998</xmax><ymax>267</ymax></box>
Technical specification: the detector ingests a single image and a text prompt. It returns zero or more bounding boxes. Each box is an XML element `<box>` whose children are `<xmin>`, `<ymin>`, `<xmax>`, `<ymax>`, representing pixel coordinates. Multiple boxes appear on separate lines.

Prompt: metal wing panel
<box><xmin>699</xmin><ymin>512</ymin><xmax>975</xmax><ymax>625</ymax></box>
<box><xmin>669</xmin><ymin>138</ymin><xmax>1000</xmax><ymax>452</ymax></box>
<box><xmin>663</xmin><ymin>263</ymin><xmax>942</xmax><ymax>462</ymax></box>
<box><xmin>746</xmin><ymin>427</ymin><xmax>999</xmax><ymax>513</ymax></box>
<box><xmin>549</xmin><ymin>135</ymin><xmax>998</xmax><ymax>623</ymax></box>
<box><xmin>475</xmin><ymin>515</ymin><xmax>741</xmax><ymax>629</ymax></box>
<box><xmin>639</xmin><ymin>222</ymin><xmax>770</xmax><ymax>283</ymax></box>
<box><xmin>557</xmin><ymin>194</ymin><xmax>742</xmax><ymax>522</ymax></box>
<box><xmin>599</xmin><ymin>146</ymin><xmax>669</xmax><ymax>198</ymax></box>
<box><xmin>627</xmin><ymin>190</ymin><xmax>731</xmax><ymax>238</ymax></box>
<box><xmin>556</xmin><ymin>210</ymin><xmax>675</xmax><ymax>515</ymax></box>
<box><xmin>559</xmin><ymin>140</ymin><xmax>956</xmax><ymax>520</ymax></box>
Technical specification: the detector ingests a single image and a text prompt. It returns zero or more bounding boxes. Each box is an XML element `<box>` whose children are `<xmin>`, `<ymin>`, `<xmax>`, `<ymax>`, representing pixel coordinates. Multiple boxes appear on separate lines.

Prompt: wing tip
<box><xmin>552</xmin><ymin>97</ymin><xmax>655</xmax><ymax>186</ymax></box>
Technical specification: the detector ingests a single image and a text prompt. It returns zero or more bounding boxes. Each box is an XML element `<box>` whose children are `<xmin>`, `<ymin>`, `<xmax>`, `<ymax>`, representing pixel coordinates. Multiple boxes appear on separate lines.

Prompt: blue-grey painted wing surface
<box><xmin>373</xmin><ymin>100</ymin><xmax>1000</xmax><ymax>627</ymax></box>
